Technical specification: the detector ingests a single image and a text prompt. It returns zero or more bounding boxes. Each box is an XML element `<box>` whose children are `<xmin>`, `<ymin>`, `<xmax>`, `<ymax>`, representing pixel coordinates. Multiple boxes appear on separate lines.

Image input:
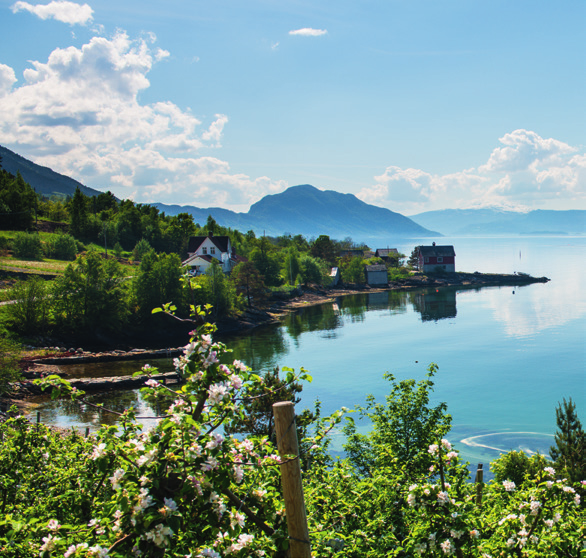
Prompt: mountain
<box><xmin>411</xmin><ymin>208</ymin><xmax>586</xmax><ymax>236</ymax></box>
<box><xmin>0</xmin><ymin>144</ymin><xmax>103</xmax><ymax>199</ymax></box>
<box><xmin>155</xmin><ymin>185</ymin><xmax>441</xmax><ymax>239</ymax></box>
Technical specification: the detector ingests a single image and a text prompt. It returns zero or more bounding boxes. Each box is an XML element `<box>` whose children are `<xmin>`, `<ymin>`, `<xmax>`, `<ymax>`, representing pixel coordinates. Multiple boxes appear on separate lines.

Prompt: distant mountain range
<box><xmin>411</xmin><ymin>208</ymin><xmax>585</xmax><ymax>236</ymax></box>
<box><xmin>2</xmin><ymin>144</ymin><xmax>584</xmax><ymax>238</ymax></box>
<box><xmin>154</xmin><ymin>184</ymin><xmax>441</xmax><ymax>239</ymax></box>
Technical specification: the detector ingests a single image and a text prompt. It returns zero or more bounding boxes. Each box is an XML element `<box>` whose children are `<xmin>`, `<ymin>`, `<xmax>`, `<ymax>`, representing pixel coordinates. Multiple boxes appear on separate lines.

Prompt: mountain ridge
<box><xmin>0</xmin><ymin>144</ymin><xmax>103</xmax><ymax>199</ymax></box>
<box><xmin>153</xmin><ymin>184</ymin><xmax>441</xmax><ymax>239</ymax></box>
<box><xmin>2</xmin><ymin>144</ymin><xmax>584</xmax><ymax>238</ymax></box>
<box><xmin>411</xmin><ymin>208</ymin><xmax>585</xmax><ymax>236</ymax></box>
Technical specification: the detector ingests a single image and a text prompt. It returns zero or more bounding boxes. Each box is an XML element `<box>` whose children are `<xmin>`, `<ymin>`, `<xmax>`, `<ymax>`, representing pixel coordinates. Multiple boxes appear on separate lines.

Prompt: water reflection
<box><xmin>413</xmin><ymin>288</ymin><xmax>458</xmax><ymax>322</ymax></box>
<box><xmin>30</xmin><ymin>389</ymin><xmax>160</xmax><ymax>433</ymax></box>
<box><xmin>57</xmin><ymin>358</ymin><xmax>175</xmax><ymax>380</ymax></box>
<box><xmin>224</xmin><ymin>325</ymin><xmax>289</xmax><ymax>374</ymax></box>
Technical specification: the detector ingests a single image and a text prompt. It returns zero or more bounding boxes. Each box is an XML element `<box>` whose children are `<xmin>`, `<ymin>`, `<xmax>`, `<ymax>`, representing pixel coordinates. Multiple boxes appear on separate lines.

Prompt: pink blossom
<box><xmin>233</xmin><ymin>359</ymin><xmax>248</xmax><ymax>372</ymax></box>
<box><xmin>440</xmin><ymin>539</ymin><xmax>455</xmax><ymax>555</ymax></box>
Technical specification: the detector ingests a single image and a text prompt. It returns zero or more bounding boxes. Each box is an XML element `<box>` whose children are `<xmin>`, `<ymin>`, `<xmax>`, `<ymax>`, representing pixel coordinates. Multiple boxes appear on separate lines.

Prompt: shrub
<box><xmin>0</xmin><ymin>336</ymin><xmax>21</xmax><ymax>395</ymax></box>
<box><xmin>490</xmin><ymin>450</ymin><xmax>550</xmax><ymax>487</ymax></box>
<box><xmin>132</xmin><ymin>238</ymin><xmax>152</xmax><ymax>262</ymax></box>
<box><xmin>113</xmin><ymin>242</ymin><xmax>124</xmax><ymax>258</ymax></box>
<box><xmin>44</xmin><ymin>233</ymin><xmax>77</xmax><ymax>260</ymax></box>
<box><xmin>6</xmin><ymin>277</ymin><xmax>51</xmax><ymax>334</ymax></box>
<box><xmin>11</xmin><ymin>232</ymin><xmax>43</xmax><ymax>260</ymax></box>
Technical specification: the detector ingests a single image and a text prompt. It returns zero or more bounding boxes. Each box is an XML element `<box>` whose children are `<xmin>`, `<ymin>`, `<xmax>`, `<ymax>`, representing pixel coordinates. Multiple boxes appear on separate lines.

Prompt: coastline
<box><xmin>3</xmin><ymin>270</ymin><xmax>549</xmax><ymax>407</ymax></box>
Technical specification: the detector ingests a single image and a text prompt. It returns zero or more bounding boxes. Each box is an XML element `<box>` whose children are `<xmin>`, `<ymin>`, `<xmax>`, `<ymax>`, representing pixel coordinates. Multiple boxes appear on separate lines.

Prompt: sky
<box><xmin>0</xmin><ymin>0</ymin><xmax>584</xmax><ymax>215</ymax></box>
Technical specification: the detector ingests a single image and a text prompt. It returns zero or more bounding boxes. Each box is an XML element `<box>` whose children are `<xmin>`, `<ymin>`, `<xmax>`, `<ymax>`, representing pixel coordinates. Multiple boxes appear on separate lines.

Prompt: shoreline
<box><xmin>4</xmin><ymin>270</ymin><xmax>549</xmax><ymax>406</ymax></box>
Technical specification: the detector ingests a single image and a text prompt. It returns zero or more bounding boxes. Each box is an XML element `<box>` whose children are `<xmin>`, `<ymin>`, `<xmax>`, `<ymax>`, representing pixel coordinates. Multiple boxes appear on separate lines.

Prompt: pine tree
<box><xmin>549</xmin><ymin>397</ymin><xmax>586</xmax><ymax>484</ymax></box>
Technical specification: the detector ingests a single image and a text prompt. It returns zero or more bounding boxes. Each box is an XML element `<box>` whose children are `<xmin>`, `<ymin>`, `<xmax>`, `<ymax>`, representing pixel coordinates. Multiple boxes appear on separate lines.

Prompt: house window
<box><xmin>202</xmin><ymin>247</ymin><xmax>207</xmax><ymax>255</ymax></box>
<box><xmin>424</xmin><ymin>257</ymin><xmax>429</xmax><ymax>263</ymax></box>
<box><xmin>437</xmin><ymin>256</ymin><xmax>443</xmax><ymax>263</ymax></box>
<box><xmin>210</xmin><ymin>247</ymin><xmax>215</xmax><ymax>255</ymax></box>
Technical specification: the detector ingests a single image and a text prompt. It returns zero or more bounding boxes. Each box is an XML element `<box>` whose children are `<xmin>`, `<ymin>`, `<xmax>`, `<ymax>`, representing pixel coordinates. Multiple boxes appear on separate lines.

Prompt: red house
<box><xmin>417</xmin><ymin>243</ymin><xmax>456</xmax><ymax>273</ymax></box>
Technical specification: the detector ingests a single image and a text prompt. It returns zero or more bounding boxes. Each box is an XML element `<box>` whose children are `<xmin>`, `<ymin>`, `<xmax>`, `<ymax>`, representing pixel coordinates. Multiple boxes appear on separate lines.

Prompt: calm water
<box><xmin>32</xmin><ymin>237</ymin><xmax>586</xmax><ymax>471</ymax></box>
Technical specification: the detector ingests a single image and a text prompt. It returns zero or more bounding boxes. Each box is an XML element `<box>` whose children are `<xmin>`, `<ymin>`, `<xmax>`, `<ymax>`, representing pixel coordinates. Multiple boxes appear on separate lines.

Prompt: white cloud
<box><xmin>289</xmin><ymin>28</ymin><xmax>328</xmax><ymax>37</ymax></box>
<box><xmin>0</xmin><ymin>64</ymin><xmax>17</xmax><ymax>96</ymax></box>
<box><xmin>359</xmin><ymin>129</ymin><xmax>585</xmax><ymax>213</ymax></box>
<box><xmin>11</xmin><ymin>1</ymin><xmax>93</xmax><ymax>25</ymax></box>
<box><xmin>480</xmin><ymin>129</ymin><xmax>576</xmax><ymax>173</ymax></box>
<box><xmin>0</xmin><ymin>32</ymin><xmax>287</xmax><ymax>211</ymax></box>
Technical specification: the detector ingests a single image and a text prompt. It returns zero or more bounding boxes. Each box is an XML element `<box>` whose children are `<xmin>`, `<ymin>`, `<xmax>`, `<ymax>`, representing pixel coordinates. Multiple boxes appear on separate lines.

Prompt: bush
<box><xmin>490</xmin><ymin>450</ymin><xmax>549</xmax><ymax>487</ymax></box>
<box><xmin>11</xmin><ymin>232</ymin><xmax>43</xmax><ymax>260</ymax></box>
<box><xmin>6</xmin><ymin>277</ymin><xmax>51</xmax><ymax>334</ymax></box>
<box><xmin>0</xmin><ymin>336</ymin><xmax>21</xmax><ymax>395</ymax></box>
<box><xmin>132</xmin><ymin>238</ymin><xmax>152</xmax><ymax>262</ymax></box>
<box><xmin>44</xmin><ymin>233</ymin><xmax>77</xmax><ymax>261</ymax></box>
<box><xmin>113</xmin><ymin>242</ymin><xmax>124</xmax><ymax>258</ymax></box>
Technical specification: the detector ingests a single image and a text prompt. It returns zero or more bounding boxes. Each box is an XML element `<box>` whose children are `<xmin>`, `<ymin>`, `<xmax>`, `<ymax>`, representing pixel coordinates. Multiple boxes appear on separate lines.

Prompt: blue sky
<box><xmin>0</xmin><ymin>0</ymin><xmax>584</xmax><ymax>214</ymax></box>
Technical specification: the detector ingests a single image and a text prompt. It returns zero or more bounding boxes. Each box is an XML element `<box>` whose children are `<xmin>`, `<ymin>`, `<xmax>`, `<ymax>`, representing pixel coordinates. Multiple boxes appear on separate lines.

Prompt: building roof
<box><xmin>340</xmin><ymin>249</ymin><xmax>364</xmax><ymax>257</ymax></box>
<box><xmin>375</xmin><ymin>248</ymin><xmax>399</xmax><ymax>257</ymax></box>
<box><xmin>365</xmin><ymin>264</ymin><xmax>388</xmax><ymax>272</ymax></box>
<box><xmin>419</xmin><ymin>245</ymin><xmax>456</xmax><ymax>257</ymax></box>
<box><xmin>231</xmin><ymin>254</ymin><xmax>248</xmax><ymax>265</ymax></box>
<box><xmin>187</xmin><ymin>235</ymin><xmax>231</xmax><ymax>254</ymax></box>
<box><xmin>183</xmin><ymin>254</ymin><xmax>214</xmax><ymax>266</ymax></box>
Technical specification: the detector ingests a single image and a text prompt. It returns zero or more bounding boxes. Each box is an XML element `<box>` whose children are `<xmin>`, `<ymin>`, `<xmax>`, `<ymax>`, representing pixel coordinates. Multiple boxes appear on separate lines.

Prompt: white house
<box><xmin>183</xmin><ymin>235</ymin><xmax>244</xmax><ymax>275</ymax></box>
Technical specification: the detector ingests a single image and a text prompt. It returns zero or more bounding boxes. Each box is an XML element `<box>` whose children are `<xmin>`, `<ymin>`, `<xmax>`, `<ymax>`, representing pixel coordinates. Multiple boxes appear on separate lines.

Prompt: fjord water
<box><xmin>226</xmin><ymin>236</ymin><xmax>585</xmax><ymax>467</ymax></box>
<box><xmin>33</xmin><ymin>237</ymin><xmax>585</xmax><ymax>470</ymax></box>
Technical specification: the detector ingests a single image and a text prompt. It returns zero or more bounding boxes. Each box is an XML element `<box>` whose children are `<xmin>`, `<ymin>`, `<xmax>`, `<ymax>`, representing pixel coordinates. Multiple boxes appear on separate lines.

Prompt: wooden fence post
<box><xmin>273</xmin><ymin>401</ymin><xmax>311</xmax><ymax>558</ymax></box>
<box><xmin>475</xmin><ymin>463</ymin><xmax>484</xmax><ymax>506</ymax></box>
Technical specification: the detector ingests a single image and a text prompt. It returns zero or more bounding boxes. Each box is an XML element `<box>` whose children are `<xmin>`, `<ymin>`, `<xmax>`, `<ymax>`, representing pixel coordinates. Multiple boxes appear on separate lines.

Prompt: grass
<box><xmin>0</xmin><ymin>257</ymin><xmax>68</xmax><ymax>275</ymax></box>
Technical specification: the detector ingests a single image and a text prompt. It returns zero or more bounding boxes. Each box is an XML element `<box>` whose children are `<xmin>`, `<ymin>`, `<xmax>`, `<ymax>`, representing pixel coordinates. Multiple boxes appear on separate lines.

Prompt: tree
<box><xmin>0</xmin><ymin>336</ymin><xmax>21</xmax><ymax>395</ymax></box>
<box><xmin>0</xmin><ymin>171</ymin><xmax>36</xmax><ymax>230</ymax></box>
<box><xmin>343</xmin><ymin>364</ymin><xmax>451</xmax><ymax>479</ymax></box>
<box><xmin>310</xmin><ymin>234</ymin><xmax>336</xmax><ymax>265</ymax></box>
<box><xmin>133</xmin><ymin>250</ymin><xmax>184</xmax><ymax>320</ymax></box>
<box><xmin>68</xmin><ymin>187</ymin><xmax>89</xmax><ymax>238</ymax></box>
<box><xmin>282</xmin><ymin>248</ymin><xmax>300</xmax><ymax>285</ymax></box>
<box><xmin>132</xmin><ymin>238</ymin><xmax>153</xmax><ymax>262</ymax></box>
<box><xmin>408</xmin><ymin>246</ymin><xmax>421</xmax><ymax>269</ymax></box>
<box><xmin>550</xmin><ymin>397</ymin><xmax>586</xmax><ymax>484</ymax></box>
<box><xmin>164</xmin><ymin>212</ymin><xmax>197</xmax><ymax>256</ymax></box>
<box><xmin>231</xmin><ymin>261</ymin><xmax>267</xmax><ymax>307</ymax></box>
<box><xmin>52</xmin><ymin>250</ymin><xmax>128</xmax><ymax>334</ymax></box>
<box><xmin>340</xmin><ymin>255</ymin><xmax>364</xmax><ymax>283</ymax></box>
<box><xmin>202</xmin><ymin>259</ymin><xmax>236</xmax><ymax>318</ymax></box>
<box><xmin>298</xmin><ymin>253</ymin><xmax>324</xmax><ymax>285</ymax></box>
<box><xmin>6</xmin><ymin>277</ymin><xmax>51</xmax><ymax>334</ymax></box>
<box><xmin>250</xmin><ymin>236</ymin><xmax>281</xmax><ymax>286</ymax></box>
<box><xmin>204</xmin><ymin>214</ymin><xmax>218</xmax><ymax>236</ymax></box>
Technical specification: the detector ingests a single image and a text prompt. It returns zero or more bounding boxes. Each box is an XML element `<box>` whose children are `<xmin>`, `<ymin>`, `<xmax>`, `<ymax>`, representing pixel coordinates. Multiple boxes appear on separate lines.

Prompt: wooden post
<box><xmin>85</xmin><ymin>427</ymin><xmax>90</xmax><ymax>437</ymax></box>
<box><xmin>273</xmin><ymin>402</ymin><xmax>311</xmax><ymax>558</ymax></box>
<box><xmin>475</xmin><ymin>463</ymin><xmax>484</xmax><ymax>506</ymax></box>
